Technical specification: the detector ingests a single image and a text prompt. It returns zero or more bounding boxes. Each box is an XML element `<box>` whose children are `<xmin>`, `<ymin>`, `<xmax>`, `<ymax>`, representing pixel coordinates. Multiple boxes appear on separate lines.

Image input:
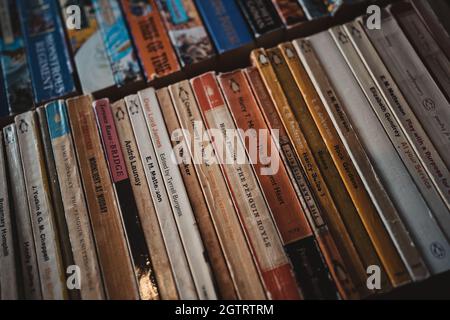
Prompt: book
<box><xmin>298</xmin><ymin>0</ymin><xmax>328</xmax><ymax>20</ymax></box>
<box><xmin>121</xmin><ymin>0</ymin><xmax>180</xmax><ymax>80</ymax></box>
<box><xmin>324</xmin><ymin>27</ymin><xmax>430</xmax><ymax>282</ymax></box>
<box><xmin>17</xmin><ymin>0</ymin><xmax>77</xmax><ymax>104</ymax></box>
<box><xmin>92</xmin><ymin>0</ymin><xmax>143</xmax><ymax>86</ymax></box>
<box><xmin>194</xmin><ymin>0</ymin><xmax>253</xmax><ymax>54</ymax></box>
<box><xmin>36</xmin><ymin>106</ymin><xmax>76</xmax><ymax>298</ymax></box>
<box><xmin>45</xmin><ymin>100</ymin><xmax>105</xmax><ymax>300</ymax></box>
<box><xmin>156</xmin><ymin>87</ymin><xmax>237</xmax><ymax>300</ymax></box>
<box><xmin>111</xmin><ymin>99</ymin><xmax>179</xmax><ymax>300</ymax></box>
<box><xmin>265</xmin><ymin>47</ymin><xmax>386</xmax><ymax>293</ymax></box>
<box><xmin>191</xmin><ymin>71</ymin><xmax>301</xmax><ymax>300</ymax></box>
<box><xmin>66</xmin><ymin>95</ymin><xmax>139</xmax><ymax>300</ymax></box>
<box><xmin>94</xmin><ymin>98</ymin><xmax>159</xmax><ymax>300</ymax></box>
<box><xmin>0</xmin><ymin>0</ymin><xmax>33</xmax><ymax>114</ymax></box>
<box><xmin>339</xmin><ymin>23</ymin><xmax>450</xmax><ymax>275</ymax></box>
<box><xmin>346</xmin><ymin>20</ymin><xmax>450</xmax><ymax>235</ymax></box>
<box><xmin>0</xmin><ymin>130</ymin><xmax>19</xmax><ymax>299</ymax></box>
<box><xmin>155</xmin><ymin>0</ymin><xmax>215</xmax><ymax>66</ymax></box>
<box><xmin>58</xmin><ymin>0</ymin><xmax>115</xmax><ymax>93</ymax></box>
<box><xmin>251</xmin><ymin>48</ymin><xmax>367</xmax><ymax>298</ymax></box>
<box><xmin>138</xmin><ymin>87</ymin><xmax>217</xmax><ymax>300</ymax></box>
<box><xmin>15</xmin><ymin>111</ymin><xmax>67</xmax><ymax>299</ymax></box>
<box><xmin>411</xmin><ymin>0</ymin><xmax>450</xmax><ymax>59</ymax></box>
<box><xmin>219</xmin><ymin>69</ymin><xmax>338</xmax><ymax>299</ymax></box>
<box><xmin>293</xmin><ymin>37</ymin><xmax>410</xmax><ymax>287</ymax></box>
<box><xmin>124</xmin><ymin>94</ymin><xmax>196</xmax><ymax>299</ymax></box>
<box><xmin>0</xmin><ymin>69</ymin><xmax>7</xmax><ymax>120</ymax></box>
<box><xmin>390</xmin><ymin>2</ymin><xmax>450</xmax><ymax>101</ymax></box>
<box><xmin>235</xmin><ymin>0</ymin><xmax>283</xmax><ymax>39</ymax></box>
<box><xmin>169</xmin><ymin>80</ymin><xmax>267</xmax><ymax>300</ymax></box>
<box><xmin>245</xmin><ymin>65</ymin><xmax>353</xmax><ymax>299</ymax></box>
<box><xmin>2</xmin><ymin>124</ymin><xmax>41</xmax><ymax>299</ymax></box>
<box><xmin>270</xmin><ymin>0</ymin><xmax>306</xmax><ymax>27</ymax></box>
<box><xmin>363</xmin><ymin>12</ymin><xmax>450</xmax><ymax>184</ymax></box>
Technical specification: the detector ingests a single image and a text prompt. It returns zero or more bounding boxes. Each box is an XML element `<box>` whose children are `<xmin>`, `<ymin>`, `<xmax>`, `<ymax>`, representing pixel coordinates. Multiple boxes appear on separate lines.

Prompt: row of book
<box><xmin>1</xmin><ymin>0</ymin><xmax>449</xmax><ymax>300</ymax></box>
<box><xmin>0</xmin><ymin>0</ymin><xmax>370</xmax><ymax>117</ymax></box>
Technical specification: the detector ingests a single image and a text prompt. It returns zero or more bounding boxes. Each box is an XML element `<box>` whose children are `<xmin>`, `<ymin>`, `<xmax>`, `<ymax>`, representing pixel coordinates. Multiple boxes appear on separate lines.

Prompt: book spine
<box><xmin>2</xmin><ymin>124</ymin><xmax>41</xmax><ymax>299</ymax></box>
<box><xmin>0</xmin><ymin>131</ymin><xmax>19</xmax><ymax>299</ymax></box>
<box><xmin>251</xmin><ymin>48</ymin><xmax>367</xmax><ymax>298</ymax></box>
<box><xmin>340</xmin><ymin>22</ymin><xmax>450</xmax><ymax>275</ymax></box>
<box><xmin>346</xmin><ymin>20</ymin><xmax>450</xmax><ymax>240</ymax></box>
<box><xmin>155</xmin><ymin>0</ymin><xmax>215</xmax><ymax>66</ymax></box>
<box><xmin>411</xmin><ymin>0</ymin><xmax>450</xmax><ymax>59</ymax></box>
<box><xmin>111</xmin><ymin>99</ymin><xmax>179</xmax><ymax>300</ymax></box>
<box><xmin>66</xmin><ymin>95</ymin><xmax>139</xmax><ymax>300</ymax></box>
<box><xmin>191</xmin><ymin>72</ymin><xmax>301</xmax><ymax>300</ymax></box>
<box><xmin>266</xmin><ymin>47</ymin><xmax>387</xmax><ymax>293</ymax></box>
<box><xmin>293</xmin><ymin>38</ymin><xmax>410</xmax><ymax>287</ymax></box>
<box><xmin>0</xmin><ymin>0</ymin><xmax>33</xmax><ymax>114</ymax></box>
<box><xmin>297</xmin><ymin>0</ymin><xmax>328</xmax><ymax>20</ymax></box>
<box><xmin>58</xmin><ymin>0</ymin><xmax>115</xmax><ymax>93</ymax></box>
<box><xmin>390</xmin><ymin>2</ymin><xmax>450</xmax><ymax>101</ymax></box>
<box><xmin>92</xmin><ymin>0</ymin><xmax>142</xmax><ymax>86</ymax></box>
<box><xmin>45</xmin><ymin>100</ymin><xmax>105</xmax><ymax>300</ymax></box>
<box><xmin>194</xmin><ymin>0</ymin><xmax>253</xmax><ymax>54</ymax></box>
<box><xmin>138</xmin><ymin>87</ymin><xmax>217</xmax><ymax>300</ymax></box>
<box><xmin>325</xmin><ymin>28</ymin><xmax>430</xmax><ymax>282</ymax></box>
<box><xmin>363</xmin><ymin>12</ymin><xmax>450</xmax><ymax>191</ymax></box>
<box><xmin>219</xmin><ymin>69</ymin><xmax>338</xmax><ymax>299</ymax></box>
<box><xmin>124</xmin><ymin>94</ymin><xmax>196</xmax><ymax>300</ymax></box>
<box><xmin>156</xmin><ymin>87</ymin><xmax>237</xmax><ymax>300</ymax></box>
<box><xmin>93</xmin><ymin>98</ymin><xmax>159</xmax><ymax>300</ymax></box>
<box><xmin>269</xmin><ymin>0</ymin><xmax>306</xmax><ymax>27</ymax></box>
<box><xmin>15</xmin><ymin>111</ymin><xmax>67</xmax><ymax>299</ymax></box>
<box><xmin>17</xmin><ymin>0</ymin><xmax>77</xmax><ymax>104</ymax></box>
<box><xmin>36</xmin><ymin>106</ymin><xmax>77</xmax><ymax>298</ymax></box>
<box><xmin>121</xmin><ymin>0</ymin><xmax>180</xmax><ymax>80</ymax></box>
<box><xmin>168</xmin><ymin>80</ymin><xmax>267</xmax><ymax>300</ymax></box>
<box><xmin>235</xmin><ymin>0</ymin><xmax>283</xmax><ymax>38</ymax></box>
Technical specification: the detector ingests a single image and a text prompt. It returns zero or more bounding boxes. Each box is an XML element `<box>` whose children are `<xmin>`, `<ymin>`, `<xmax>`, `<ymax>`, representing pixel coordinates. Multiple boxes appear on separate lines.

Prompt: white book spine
<box><xmin>0</xmin><ymin>131</ymin><xmax>19</xmax><ymax>299</ymax></box>
<box><xmin>138</xmin><ymin>88</ymin><xmax>217</xmax><ymax>300</ymax></box>
<box><xmin>3</xmin><ymin>125</ymin><xmax>42</xmax><ymax>299</ymax></box>
<box><xmin>15</xmin><ymin>112</ymin><xmax>67</xmax><ymax>300</ymax></box>
<box><xmin>45</xmin><ymin>101</ymin><xmax>105</xmax><ymax>300</ymax></box>
<box><xmin>306</xmin><ymin>30</ymin><xmax>429</xmax><ymax>281</ymax></box>
<box><xmin>363</xmin><ymin>12</ymin><xmax>450</xmax><ymax>206</ymax></box>
<box><xmin>125</xmin><ymin>94</ymin><xmax>197</xmax><ymax>300</ymax></box>
<box><xmin>340</xmin><ymin>22</ymin><xmax>450</xmax><ymax>275</ymax></box>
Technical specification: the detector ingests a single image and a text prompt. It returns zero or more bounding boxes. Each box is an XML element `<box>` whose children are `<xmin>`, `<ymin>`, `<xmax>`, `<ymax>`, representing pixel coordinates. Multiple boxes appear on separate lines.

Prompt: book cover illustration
<box><xmin>93</xmin><ymin>0</ymin><xmax>142</xmax><ymax>86</ymax></box>
<box><xmin>155</xmin><ymin>0</ymin><xmax>215</xmax><ymax>65</ymax></box>
<box><xmin>59</xmin><ymin>0</ymin><xmax>115</xmax><ymax>93</ymax></box>
<box><xmin>0</xmin><ymin>0</ymin><xmax>34</xmax><ymax>114</ymax></box>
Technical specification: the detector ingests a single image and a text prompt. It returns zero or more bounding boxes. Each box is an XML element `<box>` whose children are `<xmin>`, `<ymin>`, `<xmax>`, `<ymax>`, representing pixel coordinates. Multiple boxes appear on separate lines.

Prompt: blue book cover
<box><xmin>92</xmin><ymin>0</ymin><xmax>143</xmax><ymax>86</ymax></box>
<box><xmin>17</xmin><ymin>0</ymin><xmax>77</xmax><ymax>104</ymax></box>
<box><xmin>194</xmin><ymin>0</ymin><xmax>253</xmax><ymax>54</ymax></box>
<box><xmin>0</xmin><ymin>69</ymin><xmax>8</xmax><ymax>118</ymax></box>
<box><xmin>0</xmin><ymin>0</ymin><xmax>34</xmax><ymax>115</ymax></box>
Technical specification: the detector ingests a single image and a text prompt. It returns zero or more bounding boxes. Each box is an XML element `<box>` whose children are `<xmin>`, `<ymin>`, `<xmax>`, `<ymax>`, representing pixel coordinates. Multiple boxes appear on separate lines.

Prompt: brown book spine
<box><xmin>245</xmin><ymin>66</ymin><xmax>350</xmax><ymax>299</ymax></box>
<box><xmin>111</xmin><ymin>99</ymin><xmax>179</xmax><ymax>300</ymax></box>
<box><xmin>289</xmin><ymin>40</ymin><xmax>410</xmax><ymax>287</ymax></box>
<box><xmin>192</xmin><ymin>72</ymin><xmax>301</xmax><ymax>300</ymax></box>
<box><xmin>251</xmin><ymin>48</ymin><xmax>367</xmax><ymax>298</ymax></box>
<box><xmin>265</xmin><ymin>46</ymin><xmax>393</xmax><ymax>292</ymax></box>
<box><xmin>156</xmin><ymin>87</ymin><xmax>237</xmax><ymax>300</ymax></box>
<box><xmin>218</xmin><ymin>69</ymin><xmax>338</xmax><ymax>299</ymax></box>
<box><xmin>67</xmin><ymin>95</ymin><xmax>139</xmax><ymax>300</ymax></box>
<box><xmin>169</xmin><ymin>80</ymin><xmax>267</xmax><ymax>300</ymax></box>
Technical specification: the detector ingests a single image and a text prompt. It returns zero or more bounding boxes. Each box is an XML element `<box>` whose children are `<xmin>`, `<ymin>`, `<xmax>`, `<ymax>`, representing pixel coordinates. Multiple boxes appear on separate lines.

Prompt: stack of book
<box><xmin>0</xmin><ymin>0</ymin><xmax>372</xmax><ymax>116</ymax></box>
<box><xmin>0</xmin><ymin>0</ymin><xmax>449</xmax><ymax>300</ymax></box>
